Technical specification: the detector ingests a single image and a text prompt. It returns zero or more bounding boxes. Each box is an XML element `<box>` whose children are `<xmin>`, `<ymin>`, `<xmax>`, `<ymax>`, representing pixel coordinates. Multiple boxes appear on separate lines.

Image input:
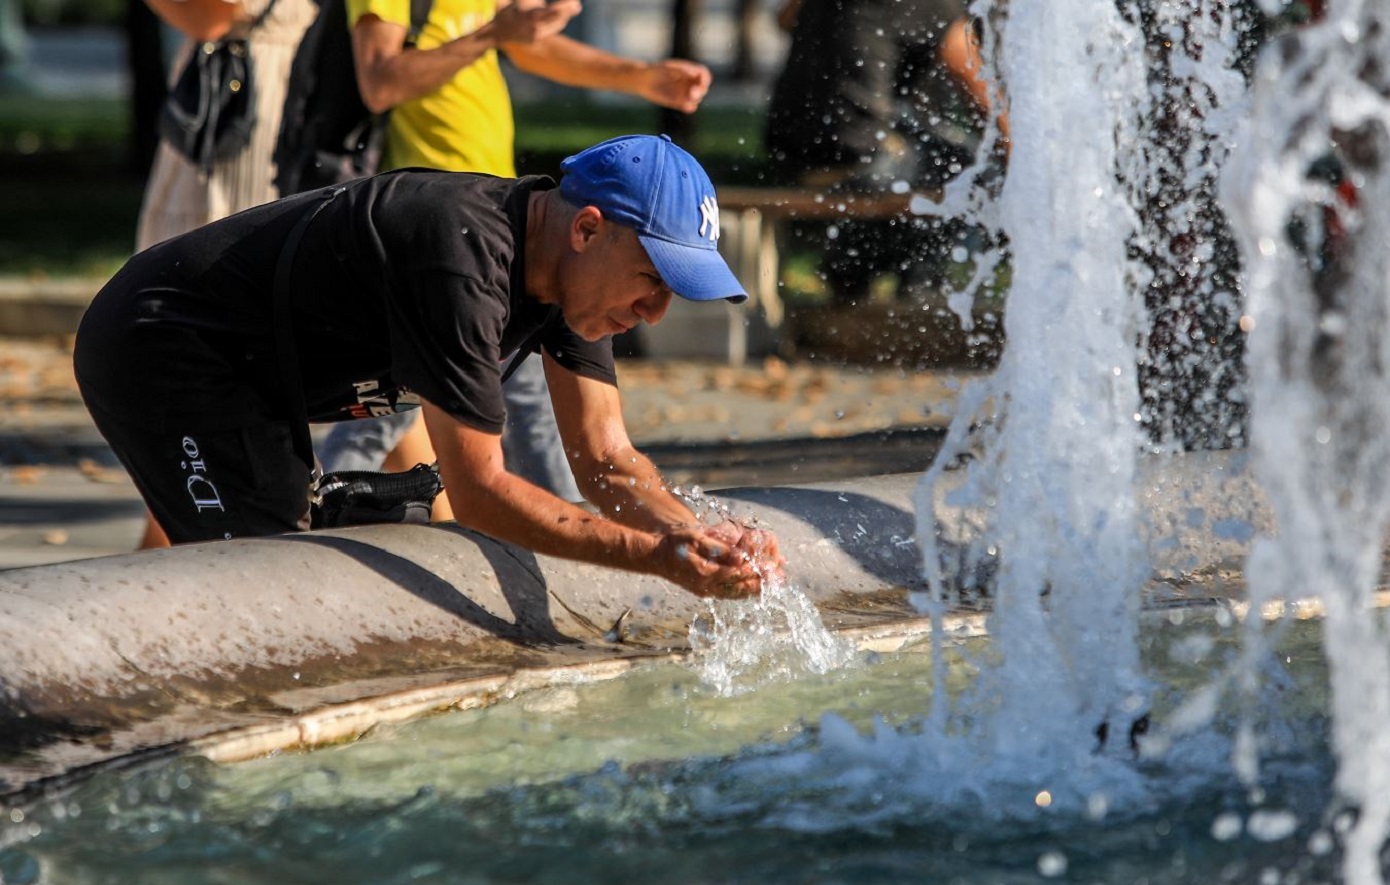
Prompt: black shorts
<box><xmin>81</xmin><ymin>393</ymin><xmax>313</xmax><ymax>543</ymax></box>
<box><xmin>74</xmin><ymin>254</ymin><xmax>317</xmax><ymax>543</ymax></box>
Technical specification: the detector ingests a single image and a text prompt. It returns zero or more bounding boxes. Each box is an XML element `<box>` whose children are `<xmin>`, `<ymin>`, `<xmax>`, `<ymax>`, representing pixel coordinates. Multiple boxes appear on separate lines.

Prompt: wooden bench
<box><xmin>641</xmin><ymin>185</ymin><xmax>945</xmax><ymax>365</ymax></box>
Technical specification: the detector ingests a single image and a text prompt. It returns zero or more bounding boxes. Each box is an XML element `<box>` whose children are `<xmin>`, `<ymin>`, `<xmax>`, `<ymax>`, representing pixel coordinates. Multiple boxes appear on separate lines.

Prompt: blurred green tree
<box><xmin>22</xmin><ymin>0</ymin><xmax>125</xmax><ymax>26</ymax></box>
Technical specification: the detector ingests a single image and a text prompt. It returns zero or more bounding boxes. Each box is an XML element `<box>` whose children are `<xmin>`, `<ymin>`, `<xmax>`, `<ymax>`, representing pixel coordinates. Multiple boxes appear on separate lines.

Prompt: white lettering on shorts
<box><xmin>180</xmin><ymin>436</ymin><xmax>225</xmax><ymax>513</ymax></box>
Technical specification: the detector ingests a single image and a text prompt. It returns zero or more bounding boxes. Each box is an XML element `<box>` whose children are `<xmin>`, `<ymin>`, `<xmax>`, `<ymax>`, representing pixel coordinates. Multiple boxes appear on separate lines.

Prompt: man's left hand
<box><xmin>705</xmin><ymin>518</ymin><xmax>787</xmax><ymax>583</ymax></box>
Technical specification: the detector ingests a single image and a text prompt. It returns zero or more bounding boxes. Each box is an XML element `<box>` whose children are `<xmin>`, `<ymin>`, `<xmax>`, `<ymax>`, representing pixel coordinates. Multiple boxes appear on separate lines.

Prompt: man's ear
<box><xmin>570</xmin><ymin>206</ymin><xmax>605</xmax><ymax>251</ymax></box>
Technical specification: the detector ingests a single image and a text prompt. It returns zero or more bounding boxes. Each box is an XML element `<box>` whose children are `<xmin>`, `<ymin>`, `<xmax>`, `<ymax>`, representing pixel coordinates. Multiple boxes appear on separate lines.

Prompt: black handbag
<box><xmin>311</xmin><ymin>462</ymin><xmax>444</xmax><ymax>528</ymax></box>
<box><xmin>158</xmin><ymin>1</ymin><xmax>277</xmax><ymax>174</ymax></box>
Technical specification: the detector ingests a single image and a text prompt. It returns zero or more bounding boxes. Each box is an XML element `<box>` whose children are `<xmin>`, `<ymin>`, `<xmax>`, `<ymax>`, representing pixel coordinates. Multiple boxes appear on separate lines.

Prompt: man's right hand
<box><xmin>651</xmin><ymin>524</ymin><xmax>782</xmax><ymax>600</ymax></box>
<box><xmin>494</xmin><ymin>0</ymin><xmax>583</xmax><ymax>47</ymax></box>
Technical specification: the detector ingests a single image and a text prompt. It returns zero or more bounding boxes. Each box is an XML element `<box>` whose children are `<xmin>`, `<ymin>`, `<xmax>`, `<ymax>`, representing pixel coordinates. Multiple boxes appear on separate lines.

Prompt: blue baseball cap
<box><xmin>560</xmin><ymin>135</ymin><xmax>747</xmax><ymax>303</ymax></box>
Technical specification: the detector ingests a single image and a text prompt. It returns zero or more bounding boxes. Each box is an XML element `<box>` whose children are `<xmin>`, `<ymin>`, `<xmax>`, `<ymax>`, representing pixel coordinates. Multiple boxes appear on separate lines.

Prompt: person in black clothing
<box><xmin>75</xmin><ymin>134</ymin><xmax>781</xmax><ymax>600</ymax></box>
<box><xmin>765</xmin><ymin>0</ymin><xmax>1005</xmax><ymax>304</ymax></box>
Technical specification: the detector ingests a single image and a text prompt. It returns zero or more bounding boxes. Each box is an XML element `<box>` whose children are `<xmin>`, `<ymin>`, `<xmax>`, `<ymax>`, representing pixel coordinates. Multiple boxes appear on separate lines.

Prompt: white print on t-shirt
<box><xmin>347</xmin><ymin>379</ymin><xmax>422</xmax><ymax>419</ymax></box>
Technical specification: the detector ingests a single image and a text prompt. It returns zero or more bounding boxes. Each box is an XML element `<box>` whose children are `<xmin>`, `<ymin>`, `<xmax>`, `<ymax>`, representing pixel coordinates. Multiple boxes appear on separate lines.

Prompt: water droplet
<box><xmin>1308</xmin><ymin>830</ymin><xmax>1334</xmax><ymax>855</ymax></box>
<box><xmin>1037</xmin><ymin>850</ymin><xmax>1067</xmax><ymax>877</ymax></box>
<box><xmin>1318</xmin><ymin>312</ymin><xmax>1347</xmax><ymax>336</ymax></box>
<box><xmin>1211</xmin><ymin>812</ymin><xmax>1243</xmax><ymax>841</ymax></box>
<box><xmin>1248</xmin><ymin>809</ymin><xmax>1299</xmax><ymax>842</ymax></box>
<box><xmin>1087</xmin><ymin>792</ymin><xmax>1109</xmax><ymax>820</ymax></box>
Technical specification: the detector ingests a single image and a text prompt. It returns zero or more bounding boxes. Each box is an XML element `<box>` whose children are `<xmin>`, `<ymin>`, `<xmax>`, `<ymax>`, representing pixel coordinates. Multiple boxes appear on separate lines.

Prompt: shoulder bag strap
<box><xmin>407</xmin><ymin>0</ymin><xmax>433</xmax><ymax>42</ymax></box>
<box><xmin>273</xmin><ymin>187</ymin><xmax>343</xmax><ymax>478</ymax></box>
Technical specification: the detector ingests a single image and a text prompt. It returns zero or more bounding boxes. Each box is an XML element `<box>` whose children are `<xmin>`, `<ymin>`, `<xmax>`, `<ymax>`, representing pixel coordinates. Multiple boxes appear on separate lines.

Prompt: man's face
<box><xmin>560</xmin><ymin>215</ymin><xmax>675</xmax><ymax>342</ymax></box>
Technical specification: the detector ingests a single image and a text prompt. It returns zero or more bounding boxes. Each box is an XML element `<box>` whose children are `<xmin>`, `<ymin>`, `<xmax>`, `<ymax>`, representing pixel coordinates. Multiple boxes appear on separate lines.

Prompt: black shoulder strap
<box><xmin>407</xmin><ymin>0</ymin><xmax>432</xmax><ymax>43</ymax></box>
<box><xmin>273</xmin><ymin>188</ymin><xmax>343</xmax><ymax>477</ymax></box>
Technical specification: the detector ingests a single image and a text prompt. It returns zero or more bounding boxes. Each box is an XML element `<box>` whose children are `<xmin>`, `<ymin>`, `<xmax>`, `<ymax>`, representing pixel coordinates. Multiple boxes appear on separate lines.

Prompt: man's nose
<box><xmin>634</xmin><ymin>289</ymin><xmax>672</xmax><ymax>325</ymax></box>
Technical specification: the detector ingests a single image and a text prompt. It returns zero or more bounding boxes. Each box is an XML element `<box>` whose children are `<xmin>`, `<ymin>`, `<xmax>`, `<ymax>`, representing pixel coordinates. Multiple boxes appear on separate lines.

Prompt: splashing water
<box><xmin>672</xmin><ymin>484</ymin><xmax>855</xmax><ymax>696</ymax></box>
<box><xmin>914</xmin><ymin>0</ymin><xmax>1153</xmax><ymax>760</ymax></box>
<box><xmin>689</xmin><ymin>574</ymin><xmax>855</xmax><ymax>697</ymax></box>
<box><xmin>917</xmin><ymin>0</ymin><xmax>1390</xmax><ymax>881</ymax></box>
<box><xmin>1223</xmin><ymin>4</ymin><xmax>1390</xmax><ymax>883</ymax></box>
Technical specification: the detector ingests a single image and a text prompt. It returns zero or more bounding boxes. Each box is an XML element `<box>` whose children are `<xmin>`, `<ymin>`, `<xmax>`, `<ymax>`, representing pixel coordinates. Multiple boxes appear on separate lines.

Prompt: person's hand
<box><xmin>704</xmin><ymin>518</ymin><xmax>786</xmax><ymax>582</ymax></box>
<box><xmin>636</xmin><ymin>59</ymin><xmax>712</xmax><ymax>114</ymax></box>
<box><xmin>651</xmin><ymin>523</ymin><xmax>781</xmax><ymax>599</ymax></box>
<box><xmin>494</xmin><ymin>0</ymin><xmax>582</xmax><ymax>46</ymax></box>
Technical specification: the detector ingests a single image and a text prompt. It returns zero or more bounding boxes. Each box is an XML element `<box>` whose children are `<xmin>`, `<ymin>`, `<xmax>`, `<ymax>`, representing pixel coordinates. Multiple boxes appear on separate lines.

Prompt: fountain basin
<box><xmin>0</xmin><ymin>456</ymin><xmax>1266</xmax><ymax>796</ymax></box>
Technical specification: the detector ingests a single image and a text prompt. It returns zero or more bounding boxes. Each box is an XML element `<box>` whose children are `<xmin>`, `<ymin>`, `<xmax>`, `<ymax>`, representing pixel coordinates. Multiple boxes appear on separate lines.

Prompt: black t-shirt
<box><xmin>80</xmin><ymin>171</ymin><xmax>615</xmax><ymax>434</ymax></box>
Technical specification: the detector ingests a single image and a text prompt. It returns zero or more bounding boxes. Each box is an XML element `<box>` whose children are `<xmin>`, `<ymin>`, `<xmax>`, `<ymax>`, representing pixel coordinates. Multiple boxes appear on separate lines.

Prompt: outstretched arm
<box><xmin>503</xmin><ymin>36</ymin><xmax>712</xmax><ymax>114</ymax></box>
<box><xmin>351</xmin><ymin>0</ymin><xmax>581</xmax><ymax>113</ymax></box>
<box><xmin>545</xmin><ymin>356</ymin><xmax>784</xmax><ymax>577</ymax></box>
<box><xmin>421</xmin><ymin>390</ymin><xmax>778</xmax><ymax>599</ymax></box>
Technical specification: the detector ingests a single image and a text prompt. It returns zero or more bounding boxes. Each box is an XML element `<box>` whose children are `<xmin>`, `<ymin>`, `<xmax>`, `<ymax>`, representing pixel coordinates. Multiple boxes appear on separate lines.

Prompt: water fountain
<box><xmin>1224</xmin><ymin>3</ymin><xmax>1390</xmax><ymax>882</ymax></box>
<box><xmin>1</xmin><ymin>0</ymin><xmax>1387</xmax><ymax>881</ymax></box>
<box><xmin>915</xmin><ymin>0</ymin><xmax>1390</xmax><ymax>882</ymax></box>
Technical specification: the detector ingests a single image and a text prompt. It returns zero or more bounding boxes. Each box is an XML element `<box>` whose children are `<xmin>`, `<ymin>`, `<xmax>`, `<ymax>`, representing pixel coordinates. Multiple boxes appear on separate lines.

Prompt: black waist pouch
<box><xmin>311</xmin><ymin>462</ymin><xmax>444</xmax><ymax>528</ymax></box>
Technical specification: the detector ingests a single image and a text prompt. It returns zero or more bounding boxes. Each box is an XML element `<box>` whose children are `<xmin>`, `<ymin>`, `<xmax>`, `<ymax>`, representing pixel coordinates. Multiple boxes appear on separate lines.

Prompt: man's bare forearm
<box><xmin>355</xmin><ymin>24</ymin><xmax>499</xmax><ymax>112</ymax></box>
<box><xmin>424</xmin><ymin>403</ymin><xmax>660</xmax><ymax>571</ymax></box>
<box><xmin>504</xmin><ymin>34</ymin><xmax>648</xmax><ymax>93</ymax></box>
<box><xmin>575</xmin><ymin>445</ymin><xmax>701</xmax><ymax>533</ymax></box>
<box><xmin>422</xmin><ymin>402</ymin><xmax>766</xmax><ymax>596</ymax></box>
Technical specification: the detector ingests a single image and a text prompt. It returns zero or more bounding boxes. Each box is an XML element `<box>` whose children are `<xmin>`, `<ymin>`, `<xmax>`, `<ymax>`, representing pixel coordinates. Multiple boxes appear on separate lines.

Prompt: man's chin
<box><xmin>579</xmin><ymin>321</ymin><xmax>629</xmax><ymax>342</ymax></box>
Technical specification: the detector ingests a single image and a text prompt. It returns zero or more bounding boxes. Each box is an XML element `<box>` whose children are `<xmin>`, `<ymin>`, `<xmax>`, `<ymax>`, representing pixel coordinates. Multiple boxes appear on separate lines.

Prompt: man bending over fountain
<box><xmin>74</xmin><ymin>134</ymin><xmax>780</xmax><ymax>600</ymax></box>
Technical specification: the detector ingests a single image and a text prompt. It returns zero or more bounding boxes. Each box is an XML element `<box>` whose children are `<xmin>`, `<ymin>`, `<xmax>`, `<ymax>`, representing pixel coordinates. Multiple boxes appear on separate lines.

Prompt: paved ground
<box><xmin>0</xmin><ymin>333</ymin><xmax>977</xmax><ymax>570</ymax></box>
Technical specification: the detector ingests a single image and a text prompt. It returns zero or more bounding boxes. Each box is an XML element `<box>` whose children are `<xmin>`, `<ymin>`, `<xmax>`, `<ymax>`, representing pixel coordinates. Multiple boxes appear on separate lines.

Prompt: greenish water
<box><xmin>0</xmin><ymin>617</ymin><xmax>1342</xmax><ymax>884</ymax></box>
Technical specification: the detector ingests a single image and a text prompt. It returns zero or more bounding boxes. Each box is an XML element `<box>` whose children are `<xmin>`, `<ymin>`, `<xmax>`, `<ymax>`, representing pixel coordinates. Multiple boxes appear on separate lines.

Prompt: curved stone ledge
<box><xmin>0</xmin><ymin>456</ymin><xmax>1266</xmax><ymax>797</ymax></box>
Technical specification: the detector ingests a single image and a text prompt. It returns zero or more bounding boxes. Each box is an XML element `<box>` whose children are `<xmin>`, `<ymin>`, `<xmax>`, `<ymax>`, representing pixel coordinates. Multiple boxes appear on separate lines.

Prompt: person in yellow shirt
<box><xmin>314</xmin><ymin>0</ymin><xmax>713</xmax><ymax>513</ymax></box>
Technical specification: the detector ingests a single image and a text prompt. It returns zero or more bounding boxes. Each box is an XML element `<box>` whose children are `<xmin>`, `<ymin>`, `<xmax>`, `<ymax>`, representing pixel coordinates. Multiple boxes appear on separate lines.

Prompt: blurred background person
<box><xmin>137</xmin><ymin>0</ymin><xmax>316</xmax><ymax>244</ymax></box>
<box><xmin>764</xmin><ymin>0</ymin><xmax>1004</xmax><ymax>306</ymax></box>
<box><xmin>134</xmin><ymin>0</ymin><xmax>317</xmax><ymax>548</ymax></box>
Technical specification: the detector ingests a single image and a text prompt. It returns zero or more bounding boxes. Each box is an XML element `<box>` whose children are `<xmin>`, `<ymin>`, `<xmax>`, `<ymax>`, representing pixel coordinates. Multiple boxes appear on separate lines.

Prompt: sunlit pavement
<box><xmin>0</xmin><ymin>334</ymin><xmax>970</xmax><ymax>569</ymax></box>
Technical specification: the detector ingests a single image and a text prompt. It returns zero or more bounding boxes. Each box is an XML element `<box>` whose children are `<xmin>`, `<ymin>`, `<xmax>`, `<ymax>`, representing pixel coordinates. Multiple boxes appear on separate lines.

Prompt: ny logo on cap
<box><xmin>698</xmin><ymin>195</ymin><xmax>720</xmax><ymax>243</ymax></box>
